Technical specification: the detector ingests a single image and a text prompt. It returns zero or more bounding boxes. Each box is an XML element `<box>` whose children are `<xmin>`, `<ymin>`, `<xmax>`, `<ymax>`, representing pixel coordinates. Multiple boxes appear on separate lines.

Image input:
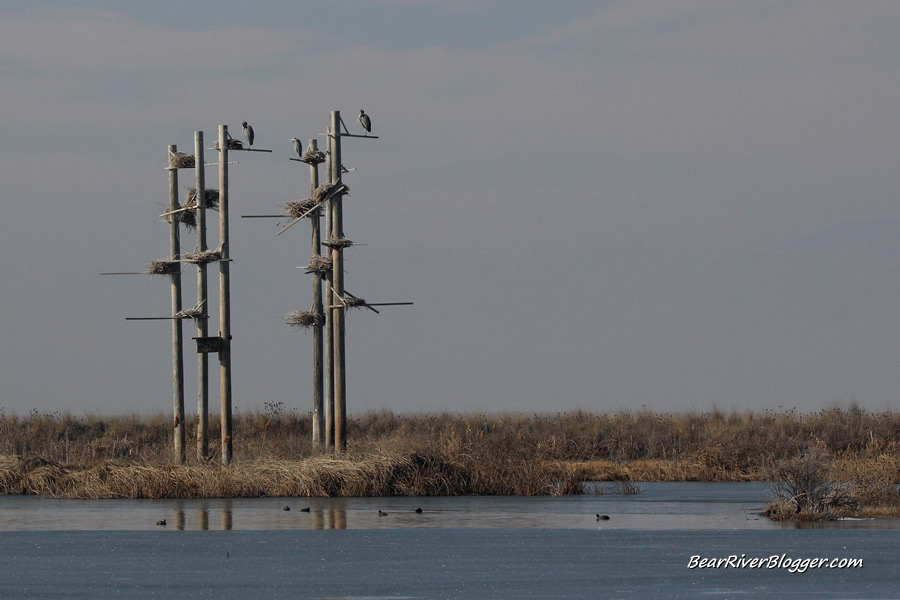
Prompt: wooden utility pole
<box><xmin>217</xmin><ymin>125</ymin><xmax>233</xmax><ymax>465</ymax></box>
<box><xmin>194</xmin><ymin>131</ymin><xmax>210</xmax><ymax>461</ymax></box>
<box><xmin>168</xmin><ymin>144</ymin><xmax>186</xmax><ymax>464</ymax></box>
<box><xmin>309</xmin><ymin>138</ymin><xmax>325</xmax><ymax>446</ymax></box>
<box><xmin>329</xmin><ymin>111</ymin><xmax>347</xmax><ymax>453</ymax></box>
<box><xmin>324</xmin><ymin>127</ymin><xmax>335</xmax><ymax>449</ymax></box>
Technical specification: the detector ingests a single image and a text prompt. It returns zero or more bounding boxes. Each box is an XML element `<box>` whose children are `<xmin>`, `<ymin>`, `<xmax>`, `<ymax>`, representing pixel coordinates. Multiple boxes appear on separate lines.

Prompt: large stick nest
<box><xmin>284</xmin><ymin>199</ymin><xmax>320</xmax><ymax>218</ymax></box>
<box><xmin>314</xmin><ymin>182</ymin><xmax>349</xmax><ymax>203</ymax></box>
<box><xmin>163</xmin><ymin>203</ymin><xmax>197</xmax><ymax>229</ymax></box>
<box><xmin>322</xmin><ymin>237</ymin><xmax>355</xmax><ymax>249</ymax></box>
<box><xmin>169</xmin><ymin>152</ymin><xmax>195</xmax><ymax>169</ymax></box>
<box><xmin>185</xmin><ymin>188</ymin><xmax>220</xmax><ymax>211</ymax></box>
<box><xmin>286</xmin><ymin>310</ymin><xmax>323</xmax><ymax>329</ymax></box>
<box><xmin>147</xmin><ymin>260</ymin><xmax>179</xmax><ymax>275</ymax></box>
<box><xmin>183</xmin><ymin>250</ymin><xmax>221</xmax><ymax>265</ymax></box>
<box><xmin>306</xmin><ymin>255</ymin><xmax>333</xmax><ymax>272</ymax></box>
<box><xmin>301</xmin><ymin>150</ymin><xmax>326</xmax><ymax>165</ymax></box>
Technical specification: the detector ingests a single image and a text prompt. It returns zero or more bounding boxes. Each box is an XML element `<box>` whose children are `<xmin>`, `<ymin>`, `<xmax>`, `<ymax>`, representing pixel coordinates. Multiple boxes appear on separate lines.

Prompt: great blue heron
<box><xmin>358</xmin><ymin>109</ymin><xmax>371</xmax><ymax>133</ymax></box>
<box><xmin>242</xmin><ymin>121</ymin><xmax>254</xmax><ymax>146</ymax></box>
<box><xmin>291</xmin><ymin>137</ymin><xmax>302</xmax><ymax>158</ymax></box>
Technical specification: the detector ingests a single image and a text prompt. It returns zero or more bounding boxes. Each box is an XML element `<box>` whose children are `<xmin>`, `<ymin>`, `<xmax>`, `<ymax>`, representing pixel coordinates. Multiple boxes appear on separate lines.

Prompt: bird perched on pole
<box><xmin>291</xmin><ymin>138</ymin><xmax>302</xmax><ymax>158</ymax></box>
<box><xmin>358</xmin><ymin>110</ymin><xmax>371</xmax><ymax>134</ymax></box>
<box><xmin>242</xmin><ymin>122</ymin><xmax>255</xmax><ymax>146</ymax></box>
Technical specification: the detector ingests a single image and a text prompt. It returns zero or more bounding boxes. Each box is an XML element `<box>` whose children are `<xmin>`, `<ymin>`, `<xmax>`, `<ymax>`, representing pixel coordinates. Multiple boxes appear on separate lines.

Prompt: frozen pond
<box><xmin>0</xmin><ymin>483</ymin><xmax>897</xmax><ymax>598</ymax></box>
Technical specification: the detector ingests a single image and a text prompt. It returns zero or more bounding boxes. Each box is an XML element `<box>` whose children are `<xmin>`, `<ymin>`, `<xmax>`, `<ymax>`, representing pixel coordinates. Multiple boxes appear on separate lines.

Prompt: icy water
<box><xmin>0</xmin><ymin>483</ymin><xmax>898</xmax><ymax>598</ymax></box>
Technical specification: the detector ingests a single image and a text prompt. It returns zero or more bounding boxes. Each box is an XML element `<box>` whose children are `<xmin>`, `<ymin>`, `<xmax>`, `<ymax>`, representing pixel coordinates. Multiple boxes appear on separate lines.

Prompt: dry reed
<box><xmin>1</xmin><ymin>408</ymin><xmax>898</xmax><ymax>507</ymax></box>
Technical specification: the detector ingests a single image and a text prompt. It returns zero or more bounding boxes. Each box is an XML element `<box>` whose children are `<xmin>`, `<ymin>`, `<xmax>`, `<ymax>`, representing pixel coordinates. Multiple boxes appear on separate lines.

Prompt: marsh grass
<box><xmin>0</xmin><ymin>407</ymin><xmax>898</xmax><ymax>507</ymax></box>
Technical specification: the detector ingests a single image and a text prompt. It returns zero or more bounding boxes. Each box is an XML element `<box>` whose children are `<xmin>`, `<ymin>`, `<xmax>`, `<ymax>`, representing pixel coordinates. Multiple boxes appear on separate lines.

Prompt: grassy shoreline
<box><xmin>1</xmin><ymin>408</ymin><xmax>898</xmax><ymax>518</ymax></box>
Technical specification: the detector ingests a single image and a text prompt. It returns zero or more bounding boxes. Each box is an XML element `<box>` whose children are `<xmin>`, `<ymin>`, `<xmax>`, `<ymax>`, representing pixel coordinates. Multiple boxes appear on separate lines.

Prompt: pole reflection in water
<box><xmin>220</xmin><ymin>499</ymin><xmax>233</xmax><ymax>531</ymax></box>
<box><xmin>321</xmin><ymin>499</ymin><xmax>347</xmax><ymax>530</ymax></box>
<box><xmin>198</xmin><ymin>503</ymin><xmax>209</xmax><ymax>531</ymax></box>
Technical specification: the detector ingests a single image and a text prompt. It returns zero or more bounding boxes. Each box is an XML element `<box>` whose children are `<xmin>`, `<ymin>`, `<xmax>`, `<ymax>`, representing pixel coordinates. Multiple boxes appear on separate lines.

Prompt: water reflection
<box><xmin>1</xmin><ymin>484</ymin><xmax>898</xmax><ymax>531</ymax></box>
<box><xmin>152</xmin><ymin>499</ymin><xmax>352</xmax><ymax>531</ymax></box>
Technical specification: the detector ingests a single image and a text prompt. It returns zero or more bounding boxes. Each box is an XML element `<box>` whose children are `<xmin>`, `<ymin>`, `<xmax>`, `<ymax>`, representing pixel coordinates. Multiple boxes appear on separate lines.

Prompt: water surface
<box><xmin>1</xmin><ymin>483</ymin><xmax>897</xmax><ymax>599</ymax></box>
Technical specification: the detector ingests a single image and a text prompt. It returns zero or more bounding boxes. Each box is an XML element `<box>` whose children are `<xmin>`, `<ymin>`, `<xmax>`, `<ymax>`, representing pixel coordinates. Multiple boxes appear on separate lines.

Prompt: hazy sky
<box><xmin>1</xmin><ymin>1</ymin><xmax>899</xmax><ymax>416</ymax></box>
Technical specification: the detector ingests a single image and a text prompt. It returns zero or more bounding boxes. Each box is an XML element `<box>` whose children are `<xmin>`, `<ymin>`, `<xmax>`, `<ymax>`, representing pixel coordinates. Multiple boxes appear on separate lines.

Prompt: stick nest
<box><xmin>301</xmin><ymin>150</ymin><xmax>326</xmax><ymax>165</ymax></box>
<box><xmin>169</xmin><ymin>152</ymin><xmax>195</xmax><ymax>169</ymax></box>
<box><xmin>147</xmin><ymin>260</ymin><xmax>179</xmax><ymax>275</ymax></box>
<box><xmin>339</xmin><ymin>296</ymin><xmax>368</xmax><ymax>309</ymax></box>
<box><xmin>163</xmin><ymin>203</ymin><xmax>197</xmax><ymax>229</ymax></box>
<box><xmin>185</xmin><ymin>188</ymin><xmax>220</xmax><ymax>211</ymax></box>
<box><xmin>314</xmin><ymin>182</ymin><xmax>349</xmax><ymax>203</ymax></box>
<box><xmin>174</xmin><ymin>308</ymin><xmax>204</xmax><ymax>320</ymax></box>
<box><xmin>286</xmin><ymin>311</ymin><xmax>323</xmax><ymax>329</ymax></box>
<box><xmin>183</xmin><ymin>250</ymin><xmax>221</xmax><ymax>265</ymax></box>
<box><xmin>322</xmin><ymin>237</ymin><xmax>354</xmax><ymax>249</ymax></box>
<box><xmin>284</xmin><ymin>199</ymin><xmax>320</xmax><ymax>218</ymax></box>
<box><xmin>306</xmin><ymin>255</ymin><xmax>333</xmax><ymax>272</ymax></box>
<box><xmin>215</xmin><ymin>140</ymin><xmax>244</xmax><ymax>150</ymax></box>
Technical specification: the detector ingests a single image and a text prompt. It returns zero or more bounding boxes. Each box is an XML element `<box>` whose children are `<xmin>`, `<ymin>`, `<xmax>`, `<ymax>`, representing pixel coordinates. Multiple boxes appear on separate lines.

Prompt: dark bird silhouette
<box><xmin>300</xmin><ymin>506</ymin><xmax>311</xmax><ymax>512</ymax></box>
<box><xmin>156</xmin><ymin>519</ymin><xmax>167</xmax><ymax>526</ymax></box>
<box><xmin>596</xmin><ymin>514</ymin><xmax>610</xmax><ymax>521</ymax></box>
<box><xmin>358</xmin><ymin>110</ymin><xmax>371</xmax><ymax>133</ymax></box>
<box><xmin>242</xmin><ymin>121</ymin><xmax>255</xmax><ymax>146</ymax></box>
<box><xmin>378</xmin><ymin>510</ymin><xmax>388</xmax><ymax>517</ymax></box>
<box><xmin>415</xmin><ymin>508</ymin><xmax>423</xmax><ymax>514</ymax></box>
<box><xmin>283</xmin><ymin>506</ymin><xmax>291</xmax><ymax>511</ymax></box>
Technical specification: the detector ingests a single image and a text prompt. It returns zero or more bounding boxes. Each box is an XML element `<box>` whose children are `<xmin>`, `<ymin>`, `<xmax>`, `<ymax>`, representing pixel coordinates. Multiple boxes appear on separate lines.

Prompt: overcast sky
<box><xmin>1</xmin><ymin>1</ymin><xmax>899</xmax><ymax>416</ymax></box>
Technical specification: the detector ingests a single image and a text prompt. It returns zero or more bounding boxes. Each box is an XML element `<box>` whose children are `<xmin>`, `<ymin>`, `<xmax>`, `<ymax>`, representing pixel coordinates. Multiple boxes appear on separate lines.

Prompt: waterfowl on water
<box><xmin>415</xmin><ymin>508</ymin><xmax>423</xmax><ymax>514</ymax></box>
<box><xmin>156</xmin><ymin>519</ymin><xmax>167</xmax><ymax>526</ymax></box>
<box><xmin>300</xmin><ymin>507</ymin><xmax>311</xmax><ymax>512</ymax></box>
<box><xmin>596</xmin><ymin>514</ymin><xmax>610</xmax><ymax>521</ymax></box>
<box><xmin>378</xmin><ymin>510</ymin><xmax>388</xmax><ymax>517</ymax></box>
<box><xmin>283</xmin><ymin>506</ymin><xmax>291</xmax><ymax>511</ymax></box>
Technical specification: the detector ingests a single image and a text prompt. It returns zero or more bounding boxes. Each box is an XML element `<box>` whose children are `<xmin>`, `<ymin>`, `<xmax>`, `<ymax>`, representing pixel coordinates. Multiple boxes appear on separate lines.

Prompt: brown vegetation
<box><xmin>0</xmin><ymin>407</ymin><xmax>898</xmax><ymax>510</ymax></box>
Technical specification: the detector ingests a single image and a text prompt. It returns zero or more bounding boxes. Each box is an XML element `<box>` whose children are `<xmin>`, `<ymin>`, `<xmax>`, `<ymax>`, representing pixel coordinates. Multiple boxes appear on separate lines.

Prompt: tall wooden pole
<box><xmin>329</xmin><ymin>111</ymin><xmax>347</xmax><ymax>453</ymax></box>
<box><xmin>324</xmin><ymin>127</ymin><xmax>335</xmax><ymax>449</ymax></box>
<box><xmin>168</xmin><ymin>144</ymin><xmax>186</xmax><ymax>464</ymax></box>
<box><xmin>309</xmin><ymin>138</ymin><xmax>325</xmax><ymax>447</ymax></box>
<box><xmin>194</xmin><ymin>131</ymin><xmax>209</xmax><ymax>461</ymax></box>
<box><xmin>217</xmin><ymin>125</ymin><xmax>233</xmax><ymax>465</ymax></box>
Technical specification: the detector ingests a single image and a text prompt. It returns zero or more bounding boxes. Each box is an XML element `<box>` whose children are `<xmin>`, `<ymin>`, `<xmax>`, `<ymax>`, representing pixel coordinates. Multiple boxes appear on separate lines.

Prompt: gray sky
<box><xmin>1</xmin><ymin>1</ymin><xmax>899</xmax><ymax>416</ymax></box>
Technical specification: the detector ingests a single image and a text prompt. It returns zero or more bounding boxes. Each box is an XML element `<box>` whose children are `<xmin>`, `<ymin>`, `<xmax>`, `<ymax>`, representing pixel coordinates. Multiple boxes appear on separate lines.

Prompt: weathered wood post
<box><xmin>168</xmin><ymin>144</ymin><xmax>186</xmax><ymax>464</ymax></box>
<box><xmin>329</xmin><ymin>111</ymin><xmax>347</xmax><ymax>453</ymax></box>
<box><xmin>194</xmin><ymin>131</ymin><xmax>210</xmax><ymax>461</ymax></box>
<box><xmin>324</xmin><ymin>127</ymin><xmax>335</xmax><ymax>449</ymax></box>
<box><xmin>309</xmin><ymin>138</ymin><xmax>325</xmax><ymax>447</ymax></box>
<box><xmin>217</xmin><ymin>125</ymin><xmax>234</xmax><ymax>465</ymax></box>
